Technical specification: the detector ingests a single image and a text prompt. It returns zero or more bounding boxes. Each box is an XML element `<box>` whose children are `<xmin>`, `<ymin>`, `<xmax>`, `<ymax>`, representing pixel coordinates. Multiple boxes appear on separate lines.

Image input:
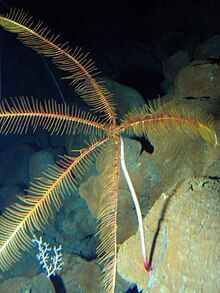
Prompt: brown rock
<box><xmin>61</xmin><ymin>254</ymin><xmax>130</xmax><ymax>293</ymax></box>
<box><xmin>79</xmin><ymin>134</ymin><xmax>216</xmax><ymax>243</ymax></box>
<box><xmin>117</xmin><ymin>178</ymin><xmax>220</xmax><ymax>292</ymax></box>
<box><xmin>174</xmin><ymin>61</ymin><xmax>220</xmax><ymax>98</ymax></box>
<box><xmin>61</xmin><ymin>254</ymin><xmax>101</xmax><ymax>293</ymax></box>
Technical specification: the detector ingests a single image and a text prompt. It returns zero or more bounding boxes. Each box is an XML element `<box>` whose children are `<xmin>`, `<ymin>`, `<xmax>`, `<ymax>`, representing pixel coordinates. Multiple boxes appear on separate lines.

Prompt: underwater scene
<box><xmin>0</xmin><ymin>0</ymin><xmax>219</xmax><ymax>292</ymax></box>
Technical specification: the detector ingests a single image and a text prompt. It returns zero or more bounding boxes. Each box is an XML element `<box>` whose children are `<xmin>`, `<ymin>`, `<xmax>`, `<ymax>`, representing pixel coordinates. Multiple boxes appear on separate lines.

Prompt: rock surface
<box><xmin>162</xmin><ymin>50</ymin><xmax>191</xmax><ymax>81</ymax></box>
<box><xmin>0</xmin><ymin>253</ymin><xmax>130</xmax><ymax>293</ymax></box>
<box><xmin>79</xmin><ymin>133</ymin><xmax>216</xmax><ymax>244</ymax></box>
<box><xmin>194</xmin><ymin>35</ymin><xmax>220</xmax><ymax>60</ymax></box>
<box><xmin>0</xmin><ymin>273</ymin><xmax>54</xmax><ymax>293</ymax></box>
<box><xmin>29</xmin><ymin>150</ymin><xmax>55</xmax><ymax>179</ymax></box>
<box><xmin>99</xmin><ymin>78</ymin><xmax>146</xmax><ymax>117</ymax></box>
<box><xmin>61</xmin><ymin>254</ymin><xmax>101</xmax><ymax>293</ymax></box>
<box><xmin>174</xmin><ymin>61</ymin><xmax>220</xmax><ymax>98</ymax></box>
<box><xmin>79</xmin><ymin>138</ymin><xmax>151</xmax><ymax>243</ymax></box>
<box><xmin>51</xmin><ymin>196</ymin><xmax>98</xmax><ymax>260</ymax></box>
<box><xmin>117</xmin><ymin>178</ymin><xmax>220</xmax><ymax>292</ymax></box>
<box><xmin>61</xmin><ymin>254</ymin><xmax>129</xmax><ymax>293</ymax></box>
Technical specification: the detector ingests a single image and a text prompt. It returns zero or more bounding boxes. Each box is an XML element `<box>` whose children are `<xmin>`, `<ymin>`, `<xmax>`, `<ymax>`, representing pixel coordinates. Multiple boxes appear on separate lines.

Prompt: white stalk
<box><xmin>120</xmin><ymin>136</ymin><xmax>151</xmax><ymax>271</ymax></box>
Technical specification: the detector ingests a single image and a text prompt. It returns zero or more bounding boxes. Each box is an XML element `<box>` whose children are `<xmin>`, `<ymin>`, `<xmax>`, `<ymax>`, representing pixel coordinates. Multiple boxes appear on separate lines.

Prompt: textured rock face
<box><xmin>0</xmin><ymin>255</ymin><xmax>101</xmax><ymax>293</ymax></box>
<box><xmin>79</xmin><ymin>138</ymin><xmax>153</xmax><ymax>243</ymax></box>
<box><xmin>52</xmin><ymin>196</ymin><xmax>98</xmax><ymax>260</ymax></box>
<box><xmin>0</xmin><ymin>273</ymin><xmax>54</xmax><ymax>293</ymax></box>
<box><xmin>162</xmin><ymin>50</ymin><xmax>190</xmax><ymax>81</ymax></box>
<box><xmin>79</xmin><ymin>134</ymin><xmax>215</xmax><ymax>244</ymax></box>
<box><xmin>194</xmin><ymin>35</ymin><xmax>220</xmax><ymax>60</ymax></box>
<box><xmin>29</xmin><ymin>150</ymin><xmax>55</xmax><ymax>179</ymax></box>
<box><xmin>0</xmin><ymin>251</ymin><xmax>129</xmax><ymax>293</ymax></box>
<box><xmin>174</xmin><ymin>61</ymin><xmax>220</xmax><ymax>98</ymax></box>
<box><xmin>61</xmin><ymin>254</ymin><xmax>101</xmax><ymax>293</ymax></box>
<box><xmin>117</xmin><ymin>178</ymin><xmax>220</xmax><ymax>292</ymax></box>
<box><xmin>98</xmin><ymin>78</ymin><xmax>146</xmax><ymax>117</ymax></box>
<box><xmin>61</xmin><ymin>254</ymin><xmax>129</xmax><ymax>293</ymax></box>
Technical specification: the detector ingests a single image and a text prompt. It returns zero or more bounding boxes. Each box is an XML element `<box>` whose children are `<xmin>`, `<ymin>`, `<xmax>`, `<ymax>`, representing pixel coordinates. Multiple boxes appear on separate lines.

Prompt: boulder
<box><xmin>174</xmin><ymin>61</ymin><xmax>220</xmax><ymax>98</ymax></box>
<box><xmin>29</xmin><ymin>150</ymin><xmax>55</xmax><ymax>180</ymax></box>
<box><xmin>0</xmin><ymin>273</ymin><xmax>54</xmax><ymax>293</ymax></box>
<box><xmin>194</xmin><ymin>35</ymin><xmax>220</xmax><ymax>60</ymax></box>
<box><xmin>98</xmin><ymin>78</ymin><xmax>145</xmax><ymax>117</ymax></box>
<box><xmin>117</xmin><ymin>178</ymin><xmax>220</xmax><ymax>292</ymax></box>
<box><xmin>79</xmin><ymin>134</ymin><xmax>215</xmax><ymax>243</ymax></box>
<box><xmin>53</xmin><ymin>196</ymin><xmax>98</xmax><ymax>260</ymax></box>
<box><xmin>162</xmin><ymin>50</ymin><xmax>191</xmax><ymax>81</ymax></box>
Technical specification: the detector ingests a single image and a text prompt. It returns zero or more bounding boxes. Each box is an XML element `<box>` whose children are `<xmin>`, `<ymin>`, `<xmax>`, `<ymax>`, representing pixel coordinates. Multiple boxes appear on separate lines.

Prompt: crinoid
<box><xmin>0</xmin><ymin>9</ymin><xmax>217</xmax><ymax>293</ymax></box>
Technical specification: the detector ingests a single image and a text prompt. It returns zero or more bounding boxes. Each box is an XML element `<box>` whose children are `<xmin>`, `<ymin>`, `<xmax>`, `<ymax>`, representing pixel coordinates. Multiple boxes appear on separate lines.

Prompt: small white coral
<box><xmin>32</xmin><ymin>236</ymin><xmax>64</xmax><ymax>278</ymax></box>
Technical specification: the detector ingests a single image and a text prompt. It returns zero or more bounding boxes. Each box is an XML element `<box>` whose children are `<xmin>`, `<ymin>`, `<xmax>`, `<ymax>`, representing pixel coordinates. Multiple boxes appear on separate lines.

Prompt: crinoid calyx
<box><xmin>0</xmin><ymin>9</ymin><xmax>217</xmax><ymax>293</ymax></box>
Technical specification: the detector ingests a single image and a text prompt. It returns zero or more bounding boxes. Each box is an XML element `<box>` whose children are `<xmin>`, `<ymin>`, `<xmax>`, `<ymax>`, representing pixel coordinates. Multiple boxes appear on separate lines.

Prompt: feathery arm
<box><xmin>96</xmin><ymin>138</ymin><xmax>120</xmax><ymax>293</ymax></box>
<box><xmin>0</xmin><ymin>137</ymin><xmax>109</xmax><ymax>271</ymax></box>
<box><xmin>0</xmin><ymin>96</ymin><xmax>107</xmax><ymax>135</ymax></box>
<box><xmin>0</xmin><ymin>9</ymin><xmax>116</xmax><ymax>123</ymax></box>
<box><xmin>120</xmin><ymin>100</ymin><xmax>217</xmax><ymax>146</ymax></box>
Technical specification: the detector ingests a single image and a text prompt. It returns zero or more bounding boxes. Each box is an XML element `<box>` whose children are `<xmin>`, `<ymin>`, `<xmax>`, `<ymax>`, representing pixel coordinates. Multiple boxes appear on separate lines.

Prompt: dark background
<box><xmin>1</xmin><ymin>0</ymin><xmax>220</xmax><ymax>101</ymax></box>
